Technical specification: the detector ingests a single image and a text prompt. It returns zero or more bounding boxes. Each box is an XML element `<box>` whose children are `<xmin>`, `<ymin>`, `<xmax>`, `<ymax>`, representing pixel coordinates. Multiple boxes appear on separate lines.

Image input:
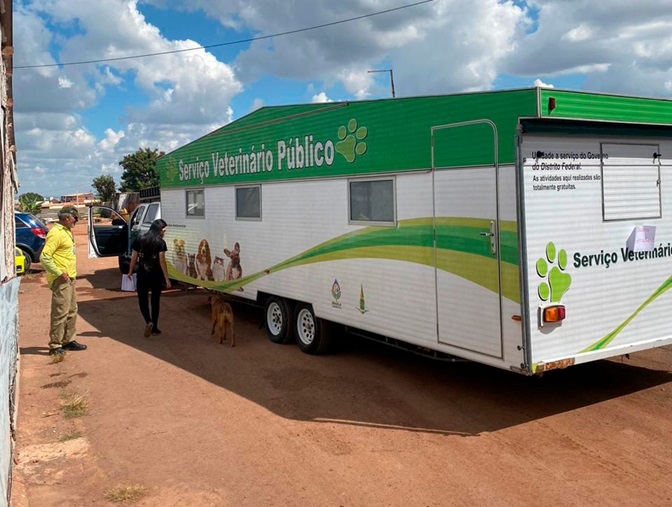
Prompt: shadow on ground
<box><xmin>76</xmin><ymin>266</ymin><xmax>672</xmax><ymax>437</ymax></box>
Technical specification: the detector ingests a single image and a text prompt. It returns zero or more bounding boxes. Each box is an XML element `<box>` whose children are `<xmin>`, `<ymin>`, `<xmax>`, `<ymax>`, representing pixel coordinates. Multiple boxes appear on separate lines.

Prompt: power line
<box><xmin>15</xmin><ymin>0</ymin><xmax>433</xmax><ymax>70</ymax></box>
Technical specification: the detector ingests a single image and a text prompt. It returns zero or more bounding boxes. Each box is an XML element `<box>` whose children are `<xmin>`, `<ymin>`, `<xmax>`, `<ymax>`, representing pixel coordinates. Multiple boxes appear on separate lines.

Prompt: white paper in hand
<box><xmin>121</xmin><ymin>273</ymin><xmax>137</xmax><ymax>292</ymax></box>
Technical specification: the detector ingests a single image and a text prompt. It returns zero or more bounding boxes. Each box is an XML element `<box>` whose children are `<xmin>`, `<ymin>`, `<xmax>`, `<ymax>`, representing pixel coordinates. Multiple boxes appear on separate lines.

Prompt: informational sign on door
<box><xmin>627</xmin><ymin>225</ymin><xmax>656</xmax><ymax>252</ymax></box>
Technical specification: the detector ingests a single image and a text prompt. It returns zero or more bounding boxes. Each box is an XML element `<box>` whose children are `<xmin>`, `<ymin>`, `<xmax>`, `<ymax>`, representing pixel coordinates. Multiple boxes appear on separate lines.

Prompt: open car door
<box><xmin>87</xmin><ymin>206</ymin><xmax>129</xmax><ymax>259</ymax></box>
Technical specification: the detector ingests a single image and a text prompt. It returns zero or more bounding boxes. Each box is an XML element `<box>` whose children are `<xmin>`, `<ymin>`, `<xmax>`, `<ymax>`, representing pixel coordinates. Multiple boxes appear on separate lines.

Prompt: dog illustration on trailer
<box><xmin>173</xmin><ymin>238</ymin><xmax>188</xmax><ymax>275</ymax></box>
<box><xmin>195</xmin><ymin>239</ymin><xmax>214</xmax><ymax>281</ymax></box>
<box><xmin>224</xmin><ymin>243</ymin><xmax>242</xmax><ymax>289</ymax></box>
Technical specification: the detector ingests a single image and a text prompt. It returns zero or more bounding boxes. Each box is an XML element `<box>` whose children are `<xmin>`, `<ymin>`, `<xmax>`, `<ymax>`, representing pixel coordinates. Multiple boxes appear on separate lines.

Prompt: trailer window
<box><xmin>349</xmin><ymin>178</ymin><xmax>396</xmax><ymax>225</ymax></box>
<box><xmin>236</xmin><ymin>186</ymin><xmax>261</xmax><ymax>220</ymax></box>
<box><xmin>602</xmin><ymin>143</ymin><xmax>661</xmax><ymax>221</ymax></box>
<box><xmin>186</xmin><ymin>189</ymin><xmax>205</xmax><ymax>217</ymax></box>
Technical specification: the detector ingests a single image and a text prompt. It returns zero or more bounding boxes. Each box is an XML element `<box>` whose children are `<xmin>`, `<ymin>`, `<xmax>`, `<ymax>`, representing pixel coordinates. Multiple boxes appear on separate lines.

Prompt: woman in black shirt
<box><xmin>127</xmin><ymin>219</ymin><xmax>171</xmax><ymax>337</ymax></box>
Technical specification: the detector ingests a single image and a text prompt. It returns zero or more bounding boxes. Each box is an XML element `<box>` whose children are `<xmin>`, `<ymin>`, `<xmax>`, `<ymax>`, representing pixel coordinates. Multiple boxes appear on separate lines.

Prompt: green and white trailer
<box><xmin>92</xmin><ymin>88</ymin><xmax>672</xmax><ymax>374</ymax></box>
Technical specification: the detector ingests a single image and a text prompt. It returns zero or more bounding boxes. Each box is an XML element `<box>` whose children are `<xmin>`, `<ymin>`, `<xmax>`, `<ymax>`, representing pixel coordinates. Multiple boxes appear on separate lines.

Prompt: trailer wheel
<box><xmin>294</xmin><ymin>303</ymin><xmax>332</xmax><ymax>355</ymax></box>
<box><xmin>265</xmin><ymin>297</ymin><xmax>293</xmax><ymax>344</ymax></box>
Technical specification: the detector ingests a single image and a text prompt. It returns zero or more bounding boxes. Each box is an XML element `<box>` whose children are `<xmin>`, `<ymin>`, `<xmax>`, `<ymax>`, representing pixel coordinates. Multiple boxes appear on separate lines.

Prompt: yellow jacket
<box><xmin>40</xmin><ymin>223</ymin><xmax>77</xmax><ymax>286</ymax></box>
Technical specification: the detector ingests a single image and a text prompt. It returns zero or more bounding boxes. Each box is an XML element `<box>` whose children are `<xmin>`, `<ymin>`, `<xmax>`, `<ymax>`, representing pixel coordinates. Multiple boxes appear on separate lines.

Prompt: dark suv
<box><xmin>15</xmin><ymin>211</ymin><xmax>48</xmax><ymax>271</ymax></box>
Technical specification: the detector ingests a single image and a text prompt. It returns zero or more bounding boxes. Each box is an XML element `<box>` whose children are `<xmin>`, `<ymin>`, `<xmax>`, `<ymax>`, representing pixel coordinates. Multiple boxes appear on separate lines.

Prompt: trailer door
<box><xmin>431</xmin><ymin>121</ymin><xmax>503</xmax><ymax>358</ymax></box>
<box><xmin>519</xmin><ymin>118</ymin><xmax>672</xmax><ymax>367</ymax></box>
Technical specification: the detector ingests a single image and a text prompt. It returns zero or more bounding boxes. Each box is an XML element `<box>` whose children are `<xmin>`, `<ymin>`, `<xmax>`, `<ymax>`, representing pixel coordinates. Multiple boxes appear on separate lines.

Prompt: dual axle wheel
<box><xmin>264</xmin><ymin>296</ymin><xmax>332</xmax><ymax>354</ymax></box>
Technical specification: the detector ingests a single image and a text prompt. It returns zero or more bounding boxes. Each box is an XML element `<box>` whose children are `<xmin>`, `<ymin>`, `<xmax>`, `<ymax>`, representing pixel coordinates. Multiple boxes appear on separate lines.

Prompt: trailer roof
<box><xmin>538</xmin><ymin>89</ymin><xmax>672</xmax><ymax>125</ymax></box>
<box><xmin>158</xmin><ymin>88</ymin><xmax>672</xmax><ymax>189</ymax></box>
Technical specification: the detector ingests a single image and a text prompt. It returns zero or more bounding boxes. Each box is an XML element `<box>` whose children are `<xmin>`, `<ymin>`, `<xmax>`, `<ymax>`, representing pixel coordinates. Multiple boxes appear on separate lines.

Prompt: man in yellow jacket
<box><xmin>40</xmin><ymin>206</ymin><xmax>87</xmax><ymax>360</ymax></box>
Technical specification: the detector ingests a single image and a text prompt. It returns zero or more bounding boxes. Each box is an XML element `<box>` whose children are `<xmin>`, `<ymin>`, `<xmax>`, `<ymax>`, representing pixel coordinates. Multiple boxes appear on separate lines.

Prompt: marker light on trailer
<box><xmin>543</xmin><ymin>305</ymin><xmax>566</xmax><ymax>323</ymax></box>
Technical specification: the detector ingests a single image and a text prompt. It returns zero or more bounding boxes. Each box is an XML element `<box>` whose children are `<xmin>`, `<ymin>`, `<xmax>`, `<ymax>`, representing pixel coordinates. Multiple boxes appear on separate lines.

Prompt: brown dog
<box><xmin>209</xmin><ymin>295</ymin><xmax>235</xmax><ymax>347</ymax></box>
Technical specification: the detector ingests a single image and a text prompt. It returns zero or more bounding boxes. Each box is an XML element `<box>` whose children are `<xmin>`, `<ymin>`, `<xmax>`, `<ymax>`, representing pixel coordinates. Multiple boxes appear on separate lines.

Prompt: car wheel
<box><xmin>294</xmin><ymin>303</ymin><xmax>333</xmax><ymax>355</ymax></box>
<box><xmin>265</xmin><ymin>296</ymin><xmax>293</xmax><ymax>344</ymax></box>
<box><xmin>19</xmin><ymin>248</ymin><xmax>31</xmax><ymax>272</ymax></box>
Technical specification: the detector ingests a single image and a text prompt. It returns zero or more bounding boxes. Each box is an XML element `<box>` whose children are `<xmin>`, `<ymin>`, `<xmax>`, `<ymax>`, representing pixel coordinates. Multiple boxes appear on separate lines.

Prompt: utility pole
<box><xmin>367</xmin><ymin>69</ymin><xmax>395</xmax><ymax>98</ymax></box>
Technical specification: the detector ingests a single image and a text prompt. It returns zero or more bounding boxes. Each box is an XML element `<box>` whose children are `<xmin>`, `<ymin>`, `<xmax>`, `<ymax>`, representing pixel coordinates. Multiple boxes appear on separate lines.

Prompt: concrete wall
<box><xmin>0</xmin><ymin>279</ymin><xmax>18</xmax><ymax>506</ymax></box>
<box><xmin>1</xmin><ymin>0</ymin><xmax>18</xmax><ymax>504</ymax></box>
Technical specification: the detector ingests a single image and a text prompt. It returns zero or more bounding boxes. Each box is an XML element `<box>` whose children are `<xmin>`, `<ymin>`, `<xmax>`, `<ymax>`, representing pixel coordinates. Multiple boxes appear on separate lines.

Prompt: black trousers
<box><xmin>136</xmin><ymin>270</ymin><xmax>163</xmax><ymax>327</ymax></box>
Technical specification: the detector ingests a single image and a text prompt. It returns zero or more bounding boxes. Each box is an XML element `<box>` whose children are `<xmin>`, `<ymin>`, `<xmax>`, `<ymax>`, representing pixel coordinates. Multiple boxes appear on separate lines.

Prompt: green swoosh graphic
<box><xmin>581</xmin><ymin>274</ymin><xmax>672</xmax><ymax>352</ymax></box>
<box><xmin>167</xmin><ymin>217</ymin><xmax>521</xmax><ymax>302</ymax></box>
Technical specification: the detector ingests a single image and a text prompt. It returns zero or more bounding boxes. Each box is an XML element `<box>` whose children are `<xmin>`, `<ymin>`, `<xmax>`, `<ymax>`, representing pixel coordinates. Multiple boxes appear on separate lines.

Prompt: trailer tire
<box><xmin>294</xmin><ymin>303</ymin><xmax>333</xmax><ymax>355</ymax></box>
<box><xmin>265</xmin><ymin>297</ymin><xmax>293</xmax><ymax>344</ymax></box>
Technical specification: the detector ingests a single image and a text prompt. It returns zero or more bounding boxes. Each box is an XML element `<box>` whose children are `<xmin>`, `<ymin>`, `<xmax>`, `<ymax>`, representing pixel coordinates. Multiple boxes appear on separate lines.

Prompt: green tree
<box><xmin>17</xmin><ymin>192</ymin><xmax>44</xmax><ymax>214</ymax></box>
<box><xmin>92</xmin><ymin>174</ymin><xmax>117</xmax><ymax>203</ymax></box>
<box><xmin>118</xmin><ymin>147</ymin><xmax>164</xmax><ymax>192</ymax></box>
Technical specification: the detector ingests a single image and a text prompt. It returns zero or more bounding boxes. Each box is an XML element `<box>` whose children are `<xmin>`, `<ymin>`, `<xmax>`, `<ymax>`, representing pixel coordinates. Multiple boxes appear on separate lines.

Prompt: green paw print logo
<box><xmin>164</xmin><ymin>156</ymin><xmax>179</xmax><ymax>183</ymax></box>
<box><xmin>536</xmin><ymin>242</ymin><xmax>572</xmax><ymax>302</ymax></box>
<box><xmin>336</xmin><ymin>119</ymin><xmax>367</xmax><ymax>163</ymax></box>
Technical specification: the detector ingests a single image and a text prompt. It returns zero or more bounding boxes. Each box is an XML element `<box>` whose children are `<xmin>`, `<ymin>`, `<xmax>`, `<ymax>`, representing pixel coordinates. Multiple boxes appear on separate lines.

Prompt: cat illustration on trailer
<box><xmin>187</xmin><ymin>253</ymin><xmax>197</xmax><ymax>279</ymax></box>
<box><xmin>212</xmin><ymin>256</ymin><xmax>226</xmax><ymax>282</ymax></box>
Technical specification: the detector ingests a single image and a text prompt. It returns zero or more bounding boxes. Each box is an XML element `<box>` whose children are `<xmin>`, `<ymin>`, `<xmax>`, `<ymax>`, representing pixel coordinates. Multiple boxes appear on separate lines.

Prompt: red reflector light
<box><xmin>543</xmin><ymin>305</ymin><xmax>566</xmax><ymax>323</ymax></box>
<box><xmin>30</xmin><ymin>227</ymin><xmax>46</xmax><ymax>239</ymax></box>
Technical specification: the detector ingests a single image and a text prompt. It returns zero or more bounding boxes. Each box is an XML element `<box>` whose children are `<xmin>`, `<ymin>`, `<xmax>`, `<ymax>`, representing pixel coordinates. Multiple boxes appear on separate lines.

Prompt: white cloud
<box><xmin>223</xmin><ymin>0</ymin><xmax>529</xmax><ymax>96</ymax></box>
<box><xmin>58</xmin><ymin>77</ymin><xmax>74</xmax><ymax>89</ymax></box>
<box><xmin>533</xmin><ymin>78</ymin><xmax>554</xmax><ymax>88</ymax></box>
<box><xmin>504</xmin><ymin>0</ymin><xmax>672</xmax><ymax>95</ymax></box>
<box><xmin>14</xmin><ymin>0</ymin><xmax>243</xmax><ymax>196</ymax></box>
<box><xmin>12</xmin><ymin>0</ymin><xmax>672</xmax><ymax>196</ymax></box>
<box><xmin>98</xmin><ymin>129</ymin><xmax>126</xmax><ymax>152</ymax></box>
<box><xmin>561</xmin><ymin>24</ymin><xmax>593</xmax><ymax>42</ymax></box>
<box><xmin>338</xmin><ymin>67</ymin><xmax>373</xmax><ymax>100</ymax></box>
<box><xmin>311</xmin><ymin>92</ymin><xmax>332</xmax><ymax>103</ymax></box>
<box><xmin>250</xmin><ymin>98</ymin><xmax>265</xmax><ymax>112</ymax></box>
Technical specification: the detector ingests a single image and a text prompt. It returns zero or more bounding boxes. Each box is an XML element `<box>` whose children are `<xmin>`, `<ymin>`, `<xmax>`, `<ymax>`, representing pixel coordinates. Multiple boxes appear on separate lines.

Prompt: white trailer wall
<box><xmin>521</xmin><ymin>133</ymin><xmax>672</xmax><ymax>367</ymax></box>
<box><xmin>163</xmin><ymin>161</ymin><xmax>525</xmax><ymax>371</ymax></box>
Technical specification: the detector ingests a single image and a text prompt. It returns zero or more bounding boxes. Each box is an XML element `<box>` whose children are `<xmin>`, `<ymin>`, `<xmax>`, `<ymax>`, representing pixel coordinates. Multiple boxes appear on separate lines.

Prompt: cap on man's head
<box><xmin>59</xmin><ymin>206</ymin><xmax>79</xmax><ymax>219</ymax></box>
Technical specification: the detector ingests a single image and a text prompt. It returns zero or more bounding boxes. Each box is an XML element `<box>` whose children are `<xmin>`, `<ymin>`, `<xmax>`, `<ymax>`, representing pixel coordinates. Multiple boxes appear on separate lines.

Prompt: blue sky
<box><xmin>12</xmin><ymin>0</ymin><xmax>672</xmax><ymax>198</ymax></box>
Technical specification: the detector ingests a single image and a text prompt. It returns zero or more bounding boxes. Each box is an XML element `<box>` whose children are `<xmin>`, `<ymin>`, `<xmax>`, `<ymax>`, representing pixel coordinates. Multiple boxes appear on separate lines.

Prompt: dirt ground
<box><xmin>9</xmin><ymin>225</ymin><xmax>672</xmax><ymax>506</ymax></box>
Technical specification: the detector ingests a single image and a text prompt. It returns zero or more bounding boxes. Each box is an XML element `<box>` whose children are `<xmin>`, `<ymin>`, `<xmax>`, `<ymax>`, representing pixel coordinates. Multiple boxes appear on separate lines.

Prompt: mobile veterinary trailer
<box><xmin>124</xmin><ymin>89</ymin><xmax>672</xmax><ymax>373</ymax></box>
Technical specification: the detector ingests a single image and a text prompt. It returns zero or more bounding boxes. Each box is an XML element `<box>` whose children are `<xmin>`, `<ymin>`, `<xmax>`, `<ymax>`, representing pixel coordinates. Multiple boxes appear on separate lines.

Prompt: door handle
<box><xmin>486</xmin><ymin>221</ymin><xmax>497</xmax><ymax>255</ymax></box>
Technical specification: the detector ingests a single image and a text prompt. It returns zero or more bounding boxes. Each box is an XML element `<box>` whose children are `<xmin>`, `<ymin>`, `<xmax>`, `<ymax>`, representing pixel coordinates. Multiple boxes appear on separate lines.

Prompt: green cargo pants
<box><xmin>49</xmin><ymin>277</ymin><xmax>78</xmax><ymax>350</ymax></box>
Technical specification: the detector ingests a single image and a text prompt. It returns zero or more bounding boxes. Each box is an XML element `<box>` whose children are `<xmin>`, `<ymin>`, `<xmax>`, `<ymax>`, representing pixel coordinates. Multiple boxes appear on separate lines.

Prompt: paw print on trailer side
<box><xmin>536</xmin><ymin>242</ymin><xmax>572</xmax><ymax>302</ymax></box>
<box><xmin>336</xmin><ymin>119</ymin><xmax>368</xmax><ymax>163</ymax></box>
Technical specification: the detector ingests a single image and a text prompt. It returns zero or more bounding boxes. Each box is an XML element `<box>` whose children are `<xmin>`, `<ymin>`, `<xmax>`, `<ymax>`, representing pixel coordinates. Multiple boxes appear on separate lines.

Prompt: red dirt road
<box><xmin>10</xmin><ymin>226</ymin><xmax>672</xmax><ymax>506</ymax></box>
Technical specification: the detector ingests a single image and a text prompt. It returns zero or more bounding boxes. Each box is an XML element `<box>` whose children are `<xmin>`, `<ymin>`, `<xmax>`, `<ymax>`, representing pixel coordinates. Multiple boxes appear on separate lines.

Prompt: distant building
<box><xmin>59</xmin><ymin>192</ymin><xmax>95</xmax><ymax>204</ymax></box>
<box><xmin>38</xmin><ymin>193</ymin><xmax>97</xmax><ymax>222</ymax></box>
